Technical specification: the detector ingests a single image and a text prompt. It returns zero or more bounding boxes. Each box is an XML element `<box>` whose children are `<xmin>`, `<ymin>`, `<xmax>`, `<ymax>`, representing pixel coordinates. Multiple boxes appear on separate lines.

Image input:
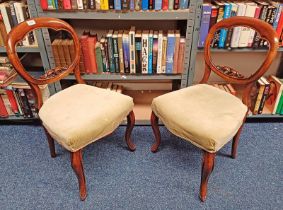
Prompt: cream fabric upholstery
<box><xmin>39</xmin><ymin>84</ymin><xmax>134</xmax><ymax>152</ymax></box>
<box><xmin>151</xmin><ymin>84</ymin><xmax>248</xmax><ymax>153</ymax></box>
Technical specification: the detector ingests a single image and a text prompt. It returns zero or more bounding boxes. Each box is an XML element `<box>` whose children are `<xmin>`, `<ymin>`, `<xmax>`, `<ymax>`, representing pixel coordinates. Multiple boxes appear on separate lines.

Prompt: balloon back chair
<box><xmin>6</xmin><ymin>17</ymin><xmax>136</xmax><ymax>201</ymax></box>
<box><xmin>150</xmin><ymin>16</ymin><xmax>279</xmax><ymax>201</ymax></box>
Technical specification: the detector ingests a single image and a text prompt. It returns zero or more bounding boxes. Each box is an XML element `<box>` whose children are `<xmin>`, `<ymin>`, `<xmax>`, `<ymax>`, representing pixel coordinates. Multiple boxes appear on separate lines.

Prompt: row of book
<box><xmin>0</xmin><ymin>1</ymin><xmax>37</xmax><ymax>47</ymax></box>
<box><xmin>0</xmin><ymin>82</ymin><xmax>50</xmax><ymax>119</ymax></box>
<box><xmin>51</xmin><ymin>28</ymin><xmax>186</xmax><ymax>74</ymax></box>
<box><xmin>40</xmin><ymin>0</ymin><xmax>190</xmax><ymax>11</ymax></box>
<box><xmin>198</xmin><ymin>1</ymin><xmax>283</xmax><ymax>49</ymax></box>
<box><xmin>0</xmin><ymin>56</ymin><xmax>17</xmax><ymax>87</ymax></box>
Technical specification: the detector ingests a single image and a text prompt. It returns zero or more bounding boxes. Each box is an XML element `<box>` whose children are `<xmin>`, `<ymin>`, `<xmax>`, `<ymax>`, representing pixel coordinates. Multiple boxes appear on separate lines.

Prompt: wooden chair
<box><xmin>150</xmin><ymin>16</ymin><xmax>279</xmax><ymax>201</ymax></box>
<box><xmin>6</xmin><ymin>17</ymin><xmax>136</xmax><ymax>201</ymax></box>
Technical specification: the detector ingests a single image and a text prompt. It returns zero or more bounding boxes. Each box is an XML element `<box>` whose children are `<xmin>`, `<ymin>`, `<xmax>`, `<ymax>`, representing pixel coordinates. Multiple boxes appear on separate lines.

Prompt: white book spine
<box><xmin>77</xmin><ymin>0</ymin><xmax>84</xmax><ymax>9</ymax></box>
<box><xmin>238</xmin><ymin>4</ymin><xmax>257</xmax><ymax>48</ymax></box>
<box><xmin>129</xmin><ymin>27</ymin><xmax>136</xmax><ymax>74</ymax></box>
<box><xmin>141</xmin><ymin>32</ymin><xmax>149</xmax><ymax>74</ymax></box>
<box><xmin>13</xmin><ymin>3</ymin><xmax>29</xmax><ymax>46</ymax></box>
<box><xmin>230</xmin><ymin>4</ymin><xmax>246</xmax><ymax>48</ymax></box>
<box><xmin>0</xmin><ymin>4</ymin><xmax>11</xmax><ymax>33</ymax></box>
<box><xmin>157</xmin><ymin>31</ymin><xmax>163</xmax><ymax>74</ymax></box>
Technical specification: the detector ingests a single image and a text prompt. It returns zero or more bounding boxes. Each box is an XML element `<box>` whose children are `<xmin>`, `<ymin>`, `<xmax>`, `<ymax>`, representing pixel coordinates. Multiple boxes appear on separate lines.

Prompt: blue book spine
<box><xmin>218</xmin><ymin>3</ymin><xmax>232</xmax><ymax>48</ymax></box>
<box><xmin>180</xmin><ymin>0</ymin><xmax>189</xmax><ymax>9</ymax></box>
<box><xmin>198</xmin><ymin>4</ymin><xmax>212</xmax><ymax>48</ymax></box>
<box><xmin>142</xmin><ymin>0</ymin><xmax>148</xmax><ymax>10</ymax></box>
<box><xmin>130</xmin><ymin>0</ymin><xmax>135</xmax><ymax>10</ymax></box>
<box><xmin>155</xmin><ymin>0</ymin><xmax>162</xmax><ymax>10</ymax></box>
<box><xmin>273</xmin><ymin>4</ymin><xmax>283</xmax><ymax>29</ymax></box>
<box><xmin>148</xmin><ymin>34</ymin><xmax>153</xmax><ymax>74</ymax></box>
<box><xmin>123</xmin><ymin>38</ymin><xmax>130</xmax><ymax>73</ymax></box>
<box><xmin>166</xmin><ymin>33</ymin><xmax>175</xmax><ymax>74</ymax></box>
<box><xmin>114</xmin><ymin>0</ymin><xmax>122</xmax><ymax>10</ymax></box>
<box><xmin>47</xmin><ymin>0</ymin><xmax>53</xmax><ymax>9</ymax></box>
<box><xmin>54</xmin><ymin>0</ymin><xmax>58</xmax><ymax>9</ymax></box>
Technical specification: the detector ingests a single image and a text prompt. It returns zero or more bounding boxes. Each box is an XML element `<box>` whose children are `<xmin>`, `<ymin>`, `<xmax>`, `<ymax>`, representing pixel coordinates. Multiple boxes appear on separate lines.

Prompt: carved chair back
<box><xmin>201</xmin><ymin>16</ymin><xmax>279</xmax><ymax>108</ymax></box>
<box><xmin>6</xmin><ymin>17</ymin><xmax>84</xmax><ymax>110</ymax></box>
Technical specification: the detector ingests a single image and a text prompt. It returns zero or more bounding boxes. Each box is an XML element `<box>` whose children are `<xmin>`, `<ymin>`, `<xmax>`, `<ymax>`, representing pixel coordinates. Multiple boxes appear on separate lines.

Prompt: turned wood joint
<box><xmin>40</xmin><ymin>66</ymin><xmax>69</xmax><ymax>79</ymax></box>
<box><xmin>215</xmin><ymin>65</ymin><xmax>245</xmax><ymax>79</ymax></box>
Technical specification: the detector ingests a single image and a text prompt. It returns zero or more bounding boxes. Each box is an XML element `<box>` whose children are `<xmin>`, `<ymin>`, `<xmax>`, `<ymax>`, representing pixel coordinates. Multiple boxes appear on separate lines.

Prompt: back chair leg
<box><xmin>71</xmin><ymin>150</ymin><xmax>87</xmax><ymax>201</ymax></box>
<box><xmin>43</xmin><ymin>127</ymin><xmax>56</xmax><ymax>158</ymax></box>
<box><xmin>200</xmin><ymin>151</ymin><xmax>215</xmax><ymax>202</ymax></box>
<box><xmin>150</xmin><ymin>111</ymin><xmax>161</xmax><ymax>153</ymax></box>
<box><xmin>125</xmin><ymin>110</ymin><xmax>136</xmax><ymax>151</ymax></box>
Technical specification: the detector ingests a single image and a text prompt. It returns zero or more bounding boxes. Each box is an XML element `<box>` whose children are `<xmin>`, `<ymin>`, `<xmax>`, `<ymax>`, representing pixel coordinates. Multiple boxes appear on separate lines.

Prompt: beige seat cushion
<box><xmin>152</xmin><ymin>84</ymin><xmax>248</xmax><ymax>153</ymax></box>
<box><xmin>39</xmin><ymin>84</ymin><xmax>134</xmax><ymax>152</ymax></box>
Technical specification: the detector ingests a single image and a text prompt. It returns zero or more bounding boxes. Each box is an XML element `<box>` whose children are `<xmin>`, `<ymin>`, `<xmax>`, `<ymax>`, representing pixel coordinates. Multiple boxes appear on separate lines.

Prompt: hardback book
<box><xmin>51</xmin><ymin>39</ymin><xmax>61</xmax><ymax>66</ymax></box>
<box><xmin>238</xmin><ymin>2</ymin><xmax>257</xmax><ymax>48</ymax></box>
<box><xmin>211</xmin><ymin>1</ymin><xmax>224</xmax><ymax>48</ymax></box>
<box><xmin>265</xmin><ymin>75</ymin><xmax>283</xmax><ymax>114</ymax></box>
<box><xmin>252</xmin><ymin>78</ymin><xmax>265</xmax><ymax>114</ymax></box>
<box><xmin>218</xmin><ymin>3</ymin><xmax>232</xmax><ymax>48</ymax></box>
<box><xmin>225</xmin><ymin>3</ymin><xmax>238</xmax><ymax>49</ymax></box>
<box><xmin>272</xmin><ymin>2</ymin><xmax>283</xmax><ymax>30</ymax></box>
<box><xmin>276</xmin><ymin>10</ymin><xmax>283</xmax><ymax>39</ymax></box>
<box><xmin>77</xmin><ymin>0</ymin><xmax>84</xmax><ymax>9</ymax></box>
<box><xmin>129</xmin><ymin>27</ymin><xmax>136</xmax><ymax>74</ymax></box>
<box><xmin>177</xmin><ymin>37</ymin><xmax>185</xmax><ymax>74</ymax></box>
<box><xmin>135</xmin><ymin>30</ymin><xmax>142</xmax><ymax>74</ymax></box>
<box><xmin>161</xmin><ymin>36</ymin><xmax>167</xmax><ymax>74</ymax></box>
<box><xmin>118</xmin><ymin>31</ymin><xmax>125</xmax><ymax>73</ymax></box>
<box><xmin>166</xmin><ymin>30</ymin><xmax>175</xmax><ymax>74</ymax></box>
<box><xmin>78</xmin><ymin>42</ymin><xmax>85</xmax><ymax>73</ymax></box>
<box><xmin>40</xmin><ymin>0</ymin><xmax>49</xmax><ymax>10</ymax></box>
<box><xmin>107</xmin><ymin>30</ymin><xmax>115</xmax><ymax>73</ymax></box>
<box><xmin>112</xmin><ymin>31</ymin><xmax>120</xmax><ymax>73</ymax></box>
<box><xmin>141</xmin><ymin>30</ymin><xmax>149</xmax><ymax>74</ymax></box>
<box><xmin>100</xmin><ymin>0</ymin><xmax>109</xmax><ymax>10</ymax></box>
<box><xmin>62</xmin><ymin>39</ymin><xmax>72</xmax><ymax>66</ymax></box>
<box><xmin>152</xmin><ymin>31</ymin><xmax>158</xmax><ymax>74</ymax></box>
<box><xmin>173</xmin><ymin>0</ymin><xmax>179</xmax><ymax>10</ymax></box>
<box><xmin>142</xmin><ymin>0</ymin><xmax>148</xmax><ymax>11</ymax></box>
<box><xmin>168</xmin><ymin>0</ymin><xmax>174</xmax><ymax>10</ymax></box>
<box><xmin>162</xmin><ymin>0</ymin><xmax>168</xmax><ymax>10</ymax></box>
<box><xmin>57</xmin><ymin>39</ymin><xmax>67</xmax><ymax>67</ymax></box>
<box><xmin>198</xmin><ymin>3</ymin><xmax>212</xmax><ymax>48</ymax></box>
<box><xmin>148</xmin><ymin>30</ymin><xmax>153</xmax><ymax>74</ymax></box>
<box><xmin>100</xmin><ymin>37</ymin><xmax>109</xmax><ymax>72</ymax></box>
<box><xmin>87</xmin><ymin>35</ymin><xmax>98</xmax><ymax>74</ymax></box>
<box><xmin>155</xmin><ymin>0</ymin><xmax>162</xmax><ymax>10</ymax></box>
<box><xmin>80</xmin><ymin>35</ymin><xmax>91</xmax><ymax>73</ymax></box>
<box><xmin>156</xmin><ymin>30</ymin><xmax>163</xmax><ymax>74</ymax></box>
<box><xmin>135</xmin><ymin>0</ymin><xmax>141</xmax><ymax>10</ymax></box>
<box><xmin>114</xmin><ymin>0</ymin><xmax>121</xmax><ymax>10</ymax></box>
<box><xmin>68</xmin><ymin>40</ymin><xmax>75</xmax><ymax>62</ymax></box>
<box><xmin>122</xmin><ymin>30</ymin><xmax>130</xmax><ymax>73</ymax></box>
<box><xmin>63</xmin><ymin>0</ymin><xmax>72</xmax><ymax>9</ymax></box>
<box><xmin>258</xmin><ymin>76</ymin><xmax>270</xmax><ymax>114</ymax></box>
<box><xmin>17</xmin><ymin>88</ymin><xmax>33</xmax><ymax>118</ymax></box>
<box><xmin>57</xmin><ymin>0</ymin><xmax>63</xmax><ymax>9</ymax></box>
<box><xmin>173</xmin><ymin>30</ymin><xmax>180</xmax><ymax>74</ymax></box>
<box><xmin>179</xmin><ymin>0</ymin><xmax>188</xmax><ymax>9</ymax></box>
<box><xmin>149</xmin><ymin>0</ymin><xmax>154</xmax><ymax>10</ymax></box>
<box><xmin>247</xmin><ymin>5</ymin><xmax>261</xmax><ymax>47</ymax></box>
<box><xmin>230</xmin><ymin>3</ymin><xmax>246</xmax><ymax>48</ymax></box>
<box><xmin>22</xmin><ymin>4</ymin><xmax>37</xmax><ymax>46</ymax></box>
<box><xmin>95</xmin><ymin>42</ymin><xmax>103</xmax><ymax>73</ymax></box>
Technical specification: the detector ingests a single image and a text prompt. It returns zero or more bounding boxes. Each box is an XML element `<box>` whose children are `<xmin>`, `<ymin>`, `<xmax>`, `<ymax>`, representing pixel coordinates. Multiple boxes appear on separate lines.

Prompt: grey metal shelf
<box><xmin>0</xmin><ymin>46</ymin><xmax>40</xmax><ymax>53</ymax></box>
<box><xmin>197</xmin><ymin>48</ymin><xmax>283</xmax><ymax>53</ymax></box>
<box><xmin>64</xmin><ymin>74</ymin><xmax>183</xmax><ymax>81</ymax></box>
<box><xmin>247</xmin><ymin>114</ymin><xmax>283</xmax><ymax>119</ymax></box>
<box><xmin>0</xmin><ymin>116</ymin><xmax>38</xmax><ymax>121</ymax></box>
<box><xmin>40</xmin><ymin>10</ymin><xmax>190</xmax><ymax>20</ymax></box>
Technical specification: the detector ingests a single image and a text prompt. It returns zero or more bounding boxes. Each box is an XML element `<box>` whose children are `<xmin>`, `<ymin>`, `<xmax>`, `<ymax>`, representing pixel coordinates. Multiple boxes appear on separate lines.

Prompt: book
<box><xmin>152</xmin><ymin>31</ymin><xmax>158</xmax><ymax>74</ymax></box>
<box><xmin>265</xmin><ymin>75</ymin><xmax>283</xmax><ymax>114</ymax></box>
<box><xmin>166</xmin><ymin>30</ymin><xmax>175</xmax><ymax>73</ymax></box>
<box><xmin>51</xmin><ymin>39</ymin><xmax>61</xmax><ymax>67</ymax></box>
<box><xmin>114</xmin><ymin>0</ymin><xmax>121</xmax><ymax>10</ymax></box>
<box><xmin>173</xmin><ymin>30</ymin><xmax>180</xmax><ymax>74</ymax></box>
<box><xmin>100</xmin><ymin>0</ymin><xmax>109</xmax><ymax>10</ymax></box>
<box><xmin>247</xmin><ymin>5</ymin><xmax>261</xmax><ymax>48</ymax></box>
<box><xmin>80</xmin><ymin>35</ymin><xmax>91</xmax><ymax>74</ymax></box>
<box><xmin>198</xmin><ymin>3</ymin><xmax>212</xmax><ymax>48</ymax></box>
<box><xmin>230</xmin><ymin>3</ymin><xmax>246</xmax><ymax>48</ymax></box>
<box><xmin>142</xmin><ymin>0</ymin><xmax>148</xmax><ymax>11</ymax></box>
<box><xmin>179</xmin><ymin>0</ymin><xmax>188</xmax><ymax>9</ymax></box>
<box><xmin>177</xmin><ymin>37</ymin><xmax>185</xmax><ymax>74</ymax></box>
<box><xmin>218</xmin><ymin>3</ymin><xmax>231</xmax><ymax>48</ymax></box>
<box><xmin>100</xmin><ymin>37</ymin><xmax>109</xmax><ymax>72</ymax></box>
<box><xmin>156</xmin><ymin>31</ymin><xmax>163</xmax><ymax>74</ymax></box>
<box><xmin>77</xmin><ymin>0</ymin><xmax>84</xmax><ymax>9</ymax></box>
<box><xmin>123</xmin><ymin>30</ymin><xmax>130</xmax><ymax>73</ymax></box>
<box><xmin>211</xmin><ymin>1</ymin><xmax>224</xmax><ymax>48</ymax></box>
<box><xmin>118</xmin><ymin>31</ymin><xmax>125</xmax><ymax>73</ymax></box>
<box><xmin>129</xmin><ymin>27</ymin><xmax>136</xmax><ymax>74</ymax></box>
<box><xmin>155</xmin><ymin>0</ymin><xmax>162</xmax><ymax>11</ymax></box>
<box><xmin>95</xmin><ymin>42</ymin><xmax>103</xmax><ymax>73</ymax></box>
<box><xmin>258</xmin><ymin>76</ymin><xmax>270</xmax><ymax>114</ymax></box>
<box><xmin>141</xmin><ymin>30</ymin><xmax>149</xmax><ymax>74</ymax></box>
<box><xmin>112</xmin><ymin>31</ymin><xmax>120</xmax><ymax>73</ymax></box>
<box><xmin>135</xmin><ymin>30</ymin><xmax>142</xmax><ymax>74</ymax></box>
<box><xmin>62</xmin><ymin>39</ymin><xmax>72</xmax><ymax>66</ymax></box>
<box><xmin>225</xmin><ymin>3</ymin><xmax>238</xmax><ymax>49</ymax></box>
<box><xmin>161</xmin><ymin>36</ymin><xmax>167</xmax><ymax>74</ymax></box>
<box><xmin>148</xmin><ymin>30</ymin><xmax>153</xmax><ymax>74</ymax></box>
<box><xmin>107</xmin><ymin>30</ymin><xmax>115</xmax><ymax>73</ymax></box>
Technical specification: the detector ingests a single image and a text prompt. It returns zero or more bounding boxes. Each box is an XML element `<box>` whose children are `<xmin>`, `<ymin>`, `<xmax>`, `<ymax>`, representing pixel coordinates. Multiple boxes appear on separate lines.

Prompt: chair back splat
<box><xmin>201</xmin><ymin>16</ymin><xmax>279</xmax><ymax>108</ymax></box>
<box><xmin>6</xmin><ymin>17</ymin><xmax>85</xmax><ymax>110</ymax></box>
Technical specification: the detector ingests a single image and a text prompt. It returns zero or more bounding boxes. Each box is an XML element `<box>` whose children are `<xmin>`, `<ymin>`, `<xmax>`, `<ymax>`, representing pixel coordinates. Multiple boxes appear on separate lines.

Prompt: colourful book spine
<box><xmin>107</xmin><ymin>31</ymin><xmax>115</xmax><ymax>73</ymax></box>
<box><xmin>273</xmin><ymin>3</ymin><xmax>283</xmax><ymax>29</ymax></box>
<box><xmin>63</xmin><ymin>0</ymin><xmax>72</xmax><ymax>9</ymax></box>
<box><xmin>113</xmin><ymin>32</ymin><xmax>120</xmax><ymax>73</ymax></box>
<box><xmin>54</xmin><ymin>0</ymin><xmax>58</xmax><ymax>9</ymax></box>
<box><xmin>179</xmin><ymin>0</ymin><xmax>188</xmax><ymax>10</ymax></box>
<box><xmin>225</xmin><ymin>3</ymin><xmax>238</xmax><ymax>49</ymax></box>
<box><xmin>100</xmin><ymin>0</ymin><xmax>109</xmax><ymax>10</ymax></box>
<box><xmin>130</xmin><ymin>0</ymin><xmax>135</xmax><ymax>10</ymax></box>
<box><xmin>129</xmin><ymin>27</ymin><xmax>136</xmax><ymax>74</ymax></box>
<box><xmin>276</xmin><ymin>92</ymin><xmax>283</xmax><ymax>114</ymax></box>
<box><xmin>155</xmin><ymin>0</ymin><xmax>162</xmax><ymax>10</ymax></box>
<box><xmin>95</xmin><ymin>42</ymin><xmax>104</xmax><ymax>73</ymax></box>
<box><xmin>40</xmin><ymin>0</ymin><xmax>48</xmax><ymax>10</ymax></box>
<box><xmin>114</xmin><ymin>0</ymin><xmax>121</xmax><ymax>10</ymax></box>
<box><xmin>218</xmin><ymin>3</ymin><xmax>231</xmax><ymax>48</ymax></box>
<box><xmin>166</xmin><ymin>31</ymin><xmax>175</xmax><ymax>74</ymax></box>
<box><xmin>156</xmin><ymin>31</ymin><xmax>163</xmax><ymax>74</ymax></box>
<box><xmin>135</xmin><ymin>0</ymin><xmax>141</xmax><ymax>11</ymax></box>
<box><xmin>141</xmin><ymin>30</ymin><xmax>149</xmax><ymax>74</ymax></box>
<box><xmin>123</xmin><ymin>31</ymin><xmax>130</xmax><ymax>73</ymax></box>
<box><xmin>198</xmin><ymin>4</ymin><xmax>212</xmax><ymax>48</ymax></box>
<box><xmin>135</xmin><ymin>31</ymin><xmax>142</xmax><ymax>74</ymax></box>
<box><xmin>142</xmin><ymin>0</ymin><xmax>148</xmax><ymax>11</ymax></box>
<box><xmin>148</xmin><ymin>31</ymin><xmax>153</xmax><ymax>74</ymax></box>
<box><xmin>168</xmin><ymin>0</ymin><xmax>174</xmax><ymax>10</ymax></box>
<box><xmin>109</xmin><ymin>0</ymin><xmax>114</xmax><ymax>9</ymax></box>
<box><xmin>118</xmin><ymin>31</ymin><xmax>124</xmax><ymax>73</ymax></box>
<box><xmin>47</xmin><ymin>0</ymin><xmax>54</xmax><ymax>9</ymax></box>
<box><xmin>152</xmin><ymin>32</ymin><xmax>158</xmax><ymax>74</ymax></box>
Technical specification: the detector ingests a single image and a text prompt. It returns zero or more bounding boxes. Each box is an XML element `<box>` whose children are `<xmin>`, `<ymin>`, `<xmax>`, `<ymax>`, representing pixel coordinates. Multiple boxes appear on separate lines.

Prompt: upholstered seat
<box><xmin>39</xmin><ymin>84</ymin><xmax>134</xmax><ymax>152</ymax></box>
<box><xmin>152</xmin><ymin>84</ymin><xmax>247</xmax><ymax>153</ymax></box>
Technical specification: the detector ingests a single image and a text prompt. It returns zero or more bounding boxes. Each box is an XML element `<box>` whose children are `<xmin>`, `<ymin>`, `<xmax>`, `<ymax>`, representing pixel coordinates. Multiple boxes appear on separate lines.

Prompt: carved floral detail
<box><xmin>216</xmin><ymin>65</ymin><xmax>245</xmax><ymax>79</ymax></box>
<box><xmin>40</xmin><ymin>66</ymin><xmax>68</xmax><ymax>79</ymax></box>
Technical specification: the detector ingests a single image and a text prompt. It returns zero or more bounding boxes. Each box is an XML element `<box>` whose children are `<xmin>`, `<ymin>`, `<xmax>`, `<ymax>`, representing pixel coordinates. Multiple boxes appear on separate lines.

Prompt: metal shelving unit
<box><xmin>0</xmin><ymin>46</ymin><xmax>40</xmax><ymax>53</ymax></box>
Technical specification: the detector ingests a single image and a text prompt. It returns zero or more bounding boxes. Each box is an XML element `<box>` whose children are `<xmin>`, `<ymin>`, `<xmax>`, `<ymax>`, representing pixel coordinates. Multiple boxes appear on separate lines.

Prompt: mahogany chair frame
<box><xmin>150</xmin><ymin>16</ymin><xmax>279</xmax><ymax>201</ymax></box>
<box><xmin>6</xmin><ymin>17</ymin><xmax>136</xmax><ymax>201</ymax></box>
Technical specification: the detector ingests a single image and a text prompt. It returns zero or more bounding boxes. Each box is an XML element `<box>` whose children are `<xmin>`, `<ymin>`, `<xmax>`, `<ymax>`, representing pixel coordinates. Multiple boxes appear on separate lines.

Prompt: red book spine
<box><xmin>40</xmin><ymin>0</ymin><xmax>48</xmax><ymax>10</ymax></box>
<box><xmin>80</xmin><ymin>36</ymin><xmax>92</xmax><ymax>74</ymax></box>
<box><xmin>63</xmin><ymin>0</ymin><xmax>72</xmax><ymax>9</ymax></box>
<box><xmin>276</xmin><ymin>11</ymin><xmax>283</xmax><ymax>45</ymax></box>
<box><xmin>6</xmin><ymin>90</ymin><xmax>19</xmax><ymax>114</ymax></box>
<box><xmin>162</xmin><ymin>0</ymin><xmax>168</xmax><ymax>10</ymax></box>
<box><xmin>0</xmin><ymin>94</ymin><xmax>8</xmax><ymax>118</ymax></box>
<box><xmin>87</xmin><ymin>37</ymin><xmax>98</xmax><ymax>74</ymax></box>
<box><xmin>174</xmin><ymin>0</ymin><xmax>179</xmax><ymax>10</ymax></box>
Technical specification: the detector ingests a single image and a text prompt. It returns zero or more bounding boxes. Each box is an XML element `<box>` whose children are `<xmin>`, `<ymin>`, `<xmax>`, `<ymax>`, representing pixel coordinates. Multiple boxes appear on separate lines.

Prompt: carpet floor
<box><xmin>0</xmin><ymin>123</ymin><xmax>282</xmax><ymax>210</ymax></box>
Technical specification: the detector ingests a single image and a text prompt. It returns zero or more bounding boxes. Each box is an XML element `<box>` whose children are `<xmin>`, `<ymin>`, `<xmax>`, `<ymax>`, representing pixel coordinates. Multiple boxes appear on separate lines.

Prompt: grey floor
<box><xmin>0</xmin><ymin>123</ymin><xmax>282</xmax><ymax>210</ymax></box>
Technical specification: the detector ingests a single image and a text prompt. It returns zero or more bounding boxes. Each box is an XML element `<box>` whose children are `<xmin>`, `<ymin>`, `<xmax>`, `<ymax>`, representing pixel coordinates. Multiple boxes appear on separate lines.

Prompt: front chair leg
<box><xmin>43</xmin><ymin>127</ymin><xmax>56</xmax><ymax>158</ymax></box>
<box><xmin>71</xmin><ymin>150</ymin><xmax>87</xmax><ymax>201</ymax></box>
<box><xmin>231</xmin><ymin>123</ymin><xmax>245</xmax><ymax>159</ymax></box>
<box><xmin>125</xmin><ymin>110</ymin><xmax>136</xmax><ymax>151</ymax></box>
<box><xmin>150</xmin><ymin>111</ymin><xmax>161</xmax><ymax>153</ymax></box>
<box><xmin>200</xmin><ymin>151</ymin><xmax>215</xmax><ymax>202</ymax></box>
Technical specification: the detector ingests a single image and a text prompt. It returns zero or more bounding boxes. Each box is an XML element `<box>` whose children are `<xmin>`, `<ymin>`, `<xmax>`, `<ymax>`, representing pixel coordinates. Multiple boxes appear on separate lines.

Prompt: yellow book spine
<box><xmin>100</xmin><ymin>0</ymin><xmax>109</xmax><ymax>10</ymax></box>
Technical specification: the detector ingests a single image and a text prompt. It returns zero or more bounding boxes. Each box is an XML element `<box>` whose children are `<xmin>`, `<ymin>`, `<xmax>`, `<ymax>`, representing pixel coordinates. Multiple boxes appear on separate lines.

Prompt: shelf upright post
<box><xmin>26</xmin><ymin>0</ymin><xmax>56</xmax><ymax>95</ymax></box>
<box><xmin>32</xmin><ymin>0</ymin><xmax>62</xmax><ymax>93</ymax></box>
<box><xmin>186</xmin><ymin>0</ymin><xmax>203</xmax><ymax>86</ymax></box>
